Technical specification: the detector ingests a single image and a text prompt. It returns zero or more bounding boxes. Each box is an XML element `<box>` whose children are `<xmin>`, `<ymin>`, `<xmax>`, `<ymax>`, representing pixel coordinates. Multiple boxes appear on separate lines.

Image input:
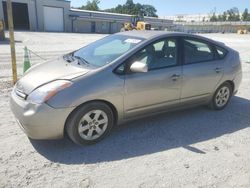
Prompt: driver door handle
<box><xmin>171</xmin><ymin>74</ymin><xmax>180</xmax><ymax>81</ymax></box>
<box><xmin>214</xmin><ymin>67</ymin><xmax>222</xmax><ymax>73</ymax></box>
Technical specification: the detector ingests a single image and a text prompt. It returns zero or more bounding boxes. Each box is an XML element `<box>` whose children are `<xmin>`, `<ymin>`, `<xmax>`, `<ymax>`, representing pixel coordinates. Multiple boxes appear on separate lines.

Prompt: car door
<box><xmin>180</xmin><ymin>37</ymin><xmax>224</xmax><ymax>103</ymax></box>
<box><xmin>123</xmin><ymin>37</ymin><xmax>182</xmax><ymax>118</ymax></box>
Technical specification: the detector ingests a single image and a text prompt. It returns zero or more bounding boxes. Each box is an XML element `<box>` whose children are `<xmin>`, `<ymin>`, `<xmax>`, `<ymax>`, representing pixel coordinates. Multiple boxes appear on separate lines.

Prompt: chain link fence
<box><xmin>172</xmin><ymin>21</ymin><xmax>250</xmax><ymax>33</ymax></box>
<box><xmin>0</xmin><ymin>47</ymin><xmax>69</xmax><ymax>95</ymax></box>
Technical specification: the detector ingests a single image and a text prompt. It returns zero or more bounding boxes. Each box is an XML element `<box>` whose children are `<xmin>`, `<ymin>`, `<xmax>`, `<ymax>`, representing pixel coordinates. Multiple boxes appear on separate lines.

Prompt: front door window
<box><xmin>132</xmin><ymin>38</ymin><xmax>177</xmax><ymax>70</ymax></box>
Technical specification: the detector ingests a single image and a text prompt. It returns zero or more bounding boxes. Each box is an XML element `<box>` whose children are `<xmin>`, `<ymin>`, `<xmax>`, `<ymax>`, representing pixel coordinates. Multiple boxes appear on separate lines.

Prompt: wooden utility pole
<box><xmin>6</xmin><ymin>0</ymin><xmax>17</xmax><ymax>84</ymax></box>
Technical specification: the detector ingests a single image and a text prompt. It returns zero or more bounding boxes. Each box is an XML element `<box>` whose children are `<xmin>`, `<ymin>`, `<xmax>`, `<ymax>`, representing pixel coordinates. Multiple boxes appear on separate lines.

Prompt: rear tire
<box><xmin>209</xmin><ymin>82</ymin><xmax>232</xmax><ymax>110</ymax></box>
<box><xmin>66</xmin><ymin>102</ymin><xmax>114</xmax><ymax>145</ymax></box>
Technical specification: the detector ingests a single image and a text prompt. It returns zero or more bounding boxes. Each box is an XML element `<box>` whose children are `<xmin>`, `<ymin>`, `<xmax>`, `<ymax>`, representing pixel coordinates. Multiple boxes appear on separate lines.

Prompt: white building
<box><xmin>161</xmin><ymin>14</ymin><xmax>211</xmax><ymax>22</ymax></box>
<box><xmin>0</xmin><ymin>0</ymin><xmax>173</xmax><ymax>33</ymax></box>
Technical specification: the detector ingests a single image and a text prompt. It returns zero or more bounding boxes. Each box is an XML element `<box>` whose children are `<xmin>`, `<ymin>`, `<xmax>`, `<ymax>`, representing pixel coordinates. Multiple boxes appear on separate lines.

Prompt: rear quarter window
<box><xmin>216</xmin><ymin>46</ymin><xmax>228</xmax><ymax>59</ymax></box>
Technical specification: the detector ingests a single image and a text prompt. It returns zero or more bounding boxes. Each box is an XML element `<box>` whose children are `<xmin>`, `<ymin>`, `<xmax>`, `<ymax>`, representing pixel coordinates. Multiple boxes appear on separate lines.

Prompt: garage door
<box><xmin>3</xmin><ymin>2</ymin><xmax>30</xmax><ymax>30</ymax></box>
<box><xmin>43</xmin><ymin>6</ymin><xmax>64</xmax><ymax>32</ymax></box>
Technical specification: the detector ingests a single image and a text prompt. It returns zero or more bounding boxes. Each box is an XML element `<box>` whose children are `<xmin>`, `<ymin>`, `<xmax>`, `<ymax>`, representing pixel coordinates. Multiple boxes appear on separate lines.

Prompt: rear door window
<box><xmin>184</xmin><ymin>38</ymin><xmax>215</xmax><ymax>64</ymax></box>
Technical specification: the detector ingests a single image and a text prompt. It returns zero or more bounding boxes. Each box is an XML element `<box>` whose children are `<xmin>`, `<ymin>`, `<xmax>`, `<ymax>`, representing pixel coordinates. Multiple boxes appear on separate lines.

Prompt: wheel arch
<box><xmin>64</xmin><ymin>99</ymin><xmax>118</xmax><ymax>136</ymax></box>
<box><xmin>209</xmin><ymin>80</ymin><xmax>235</xmax><ymax>110</ymax></box>
<box><xmin>224</xmin><ymin>80</ymin><xmax>235</xmax><ymax>93</ymax></box>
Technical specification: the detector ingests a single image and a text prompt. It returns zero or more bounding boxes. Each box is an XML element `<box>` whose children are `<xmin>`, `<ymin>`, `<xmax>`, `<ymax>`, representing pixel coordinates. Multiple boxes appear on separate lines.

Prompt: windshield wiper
<box><xmin>73</xmin><ymin>55</ymin><xmax>90</xmax><ymax>65</ymax></box>
<box><xmin>63</xmin><ymin>53</ymin><xmax>75</xmax><ymax>63</ymax></box>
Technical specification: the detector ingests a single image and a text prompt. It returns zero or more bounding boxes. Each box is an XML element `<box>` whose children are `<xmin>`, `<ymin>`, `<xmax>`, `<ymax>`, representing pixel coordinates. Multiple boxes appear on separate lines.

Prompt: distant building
<box><xmin>162</xmin><ymin>12</ymin><xmax>246</xmax><ymax>23</ymax></box>
<box><xmin>0</xmin><ymin>0</ymin><xmax>173</xmax><ymax>33</ymax></box>
<box><xmin>0</xmin><ymin>0</ymin><xmax>72</xmax><ymax>32</ymax></box>
<box><xmin>161</xmin><ymin>14</ymin><xmax>211</xmax><ymax>22</ymax></box>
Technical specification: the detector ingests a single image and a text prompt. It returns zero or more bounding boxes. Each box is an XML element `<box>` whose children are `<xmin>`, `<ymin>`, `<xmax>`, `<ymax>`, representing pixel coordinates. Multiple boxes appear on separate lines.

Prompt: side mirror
<box><xmin>130</xmin><ymin>61</ymin><xmax>148</xmax><ymax>73</ymax></box>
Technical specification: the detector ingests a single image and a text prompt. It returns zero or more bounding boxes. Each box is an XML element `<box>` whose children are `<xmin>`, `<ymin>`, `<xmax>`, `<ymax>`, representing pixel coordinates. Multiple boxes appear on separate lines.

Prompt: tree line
<box><xmin>76</xmin><ymin>1</ymin><xmax>250</xmax><ymax>22</ymax></box>
<box><xmin>210</xmin><ymin>7</ymin><xmax>250</xmax><ymax>22</ymax></box>
<box><xmin>77</xmin><ymin>0</ymin><xmax>158</xmax><ymax>17</ymax></box>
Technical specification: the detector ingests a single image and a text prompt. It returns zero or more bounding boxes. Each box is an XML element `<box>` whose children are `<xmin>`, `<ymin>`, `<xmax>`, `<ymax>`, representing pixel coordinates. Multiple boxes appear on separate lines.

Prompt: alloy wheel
<box><xmin>215</xmin><ymin>86</ymin><xmax>230</xmax><ymax>107</ymax></box>
<box><xmin>78</xmin><ymin>110</ymin><xmax>108</xmax><ymax>141</ymax></box>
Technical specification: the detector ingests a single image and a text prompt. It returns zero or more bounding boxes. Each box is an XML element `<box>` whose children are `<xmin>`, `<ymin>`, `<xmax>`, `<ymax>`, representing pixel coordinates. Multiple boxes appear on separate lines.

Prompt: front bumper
<box><xmin>10</xmin><ymin>90</ymin><xmax>74</xmax><ymax>139</ymax></box>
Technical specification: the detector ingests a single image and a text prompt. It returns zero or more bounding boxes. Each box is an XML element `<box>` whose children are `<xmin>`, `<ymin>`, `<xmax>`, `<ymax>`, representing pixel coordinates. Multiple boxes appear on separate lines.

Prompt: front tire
<box><xmin>66</xmin><ymin>102</ymin><xmax>114</xmax><ymax>145</ymax></box>
<box><xmin>209</xmin><ymin>82</ymin><xmax>232</xmax><ymax>110</ymax></box>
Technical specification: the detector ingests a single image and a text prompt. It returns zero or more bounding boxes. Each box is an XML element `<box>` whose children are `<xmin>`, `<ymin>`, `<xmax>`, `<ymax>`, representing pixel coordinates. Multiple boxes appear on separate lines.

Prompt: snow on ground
<box><xmin>0</xmin><ymin>32</ymin><xmax>250</xmax><ymax>188</ymax></box>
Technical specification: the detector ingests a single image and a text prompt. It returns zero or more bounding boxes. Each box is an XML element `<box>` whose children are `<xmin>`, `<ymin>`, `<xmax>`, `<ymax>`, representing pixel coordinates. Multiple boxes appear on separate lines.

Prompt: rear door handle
<box><xmin>171</xmin><ymin>74</ymin><xmax>180</xmax><ymax>81</ymax></box>
<box><xmin>214</xmin><ymin>67</ymin><xmax>222</xmax><ymax>73</ymax></box>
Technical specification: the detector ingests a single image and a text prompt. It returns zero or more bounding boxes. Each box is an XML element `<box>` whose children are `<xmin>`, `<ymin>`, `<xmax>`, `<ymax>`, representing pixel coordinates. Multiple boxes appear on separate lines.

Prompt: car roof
<box><xmin>116</xmin><ymin>31</ymin><xmax>227</xmax><ymax>48</ymax></box>
<box><xmin>116</xmin><ymin>30</ymin><xmax>177</xmax><ymax>39</ymax></box>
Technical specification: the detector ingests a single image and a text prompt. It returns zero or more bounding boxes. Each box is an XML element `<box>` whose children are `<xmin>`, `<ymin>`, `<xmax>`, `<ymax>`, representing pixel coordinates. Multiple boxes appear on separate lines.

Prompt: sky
<box><xmin>70</xmin><ymin>0</ymin><xmax>250</xmax><ymax>16</ymax></box>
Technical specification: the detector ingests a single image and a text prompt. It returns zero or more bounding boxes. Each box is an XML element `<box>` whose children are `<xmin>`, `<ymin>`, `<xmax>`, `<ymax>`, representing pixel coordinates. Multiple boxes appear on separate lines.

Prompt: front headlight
<box><xmin>27</xmin><ymin>80</ymin><xmax>72</xmax><ymax>104</ymax></box>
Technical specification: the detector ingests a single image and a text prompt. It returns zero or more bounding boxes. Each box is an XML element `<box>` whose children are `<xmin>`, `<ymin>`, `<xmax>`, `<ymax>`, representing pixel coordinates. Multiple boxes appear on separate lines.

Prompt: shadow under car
<box><xmin>30</xmin><ymin>96</ymin><xmax>250</xmax><ymax>164</ymax></box>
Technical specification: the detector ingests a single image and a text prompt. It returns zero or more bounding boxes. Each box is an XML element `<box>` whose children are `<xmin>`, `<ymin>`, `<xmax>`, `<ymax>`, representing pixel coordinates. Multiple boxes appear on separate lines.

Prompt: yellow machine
<box><xmin>237</xmin><ymin>29</ymin><xmax>248</xmax><ymax>34</ymax></box>
<box><xmin>237</xmin><ymin>26</ymin><xmax>248</xmax><ymax>34</ymax></box>
<box><xmin>122</xmin><ymin>21</ymin><xmax>151</xmax><ymax>31</ymax></box>
<box><xmin>136</xmin><ymin>21</ymin><xmax>151</xmax><ymax>30</ymax></box>
<box><xmin>123</xmin><ymin>22</ymin><xmax>135</xmax><ymax>31</ymax></box>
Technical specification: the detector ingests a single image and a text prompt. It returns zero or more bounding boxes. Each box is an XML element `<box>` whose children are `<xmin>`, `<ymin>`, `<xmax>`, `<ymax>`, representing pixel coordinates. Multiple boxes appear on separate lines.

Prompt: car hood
<box><xmin>16</xmin><ymin>57</ymin><xmax>91</xmax><ymax>94</ymax></box>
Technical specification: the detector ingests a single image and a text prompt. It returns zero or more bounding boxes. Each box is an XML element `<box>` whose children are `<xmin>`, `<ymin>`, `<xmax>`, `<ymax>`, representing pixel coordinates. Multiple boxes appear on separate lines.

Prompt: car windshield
<box><xmin>72</xmin><ymin>35</ymin><xmax>144</xmax><ymax>67</ymax></box>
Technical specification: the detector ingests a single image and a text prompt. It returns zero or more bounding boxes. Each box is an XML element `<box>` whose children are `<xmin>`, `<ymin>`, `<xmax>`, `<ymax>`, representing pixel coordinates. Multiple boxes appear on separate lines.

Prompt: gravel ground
<box><xmin>0</xmin><ymin>32</ymin><xmax>250</xmax><ymax>188</ymax></box>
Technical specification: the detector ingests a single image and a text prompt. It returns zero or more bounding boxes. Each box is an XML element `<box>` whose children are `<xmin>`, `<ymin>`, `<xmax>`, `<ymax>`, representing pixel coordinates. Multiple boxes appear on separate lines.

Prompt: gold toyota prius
<box><xmin>10</xmin><ymin>31</ymin><xmax>242</xmax><ymax>145</ymax></box>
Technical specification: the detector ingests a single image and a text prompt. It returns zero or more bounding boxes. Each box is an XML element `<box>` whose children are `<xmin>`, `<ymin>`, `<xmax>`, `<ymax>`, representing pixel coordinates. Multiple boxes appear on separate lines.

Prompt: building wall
<box><xmin>144</xmin><ymin>17</ymin><xmax>174</xmax><ymax>30</ymax></box>
<box><xmin>0</xmin><ymin>0</ymin><xmax>37</xmax><ymax>30</ymax></box>
<box><xmin>110</xmin><ymin>22</ymin><xmax>123</xmax><ymax>33</ymax></box>
<box><xmin>96</xmin><ymin>21</ymin><xmax>110</xmax><ymax>34</ymax></box>
<box><xmin>73</xmin><ymin>20</ymin><xmax>91</xmax><ymax>33</ymax></box>
<box><xmin>0</xmin><ymin>0</ymin><xmax>173</xmax><ymax>33</ymax></box>
<box><xmin>70</xmin><ymin>9</ymin><xmax>174</xmax><ymax>34</ymax></box>
<box><xmin>72</xmin><ymin>20</ymin><xmax>123</xmax><ymax>34</ymax></box>
<box><xmin>0</xmin><ymin>0</ymin><xmax>71</xmax><ymax>31</ymax></box>
<box><xmin>69</xmin><ymin>9</ymin><xmax>133</xmax><ymax>34</ymax></box>
<box><xmin>35</xmin><ymin>0</ymin><xmax>71</xmax><ymax>32</ymax></box>
<box><xmin>0</xmin><ymin>1</ymin><xmax>4</xmax><ymax>22</ymax></box>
